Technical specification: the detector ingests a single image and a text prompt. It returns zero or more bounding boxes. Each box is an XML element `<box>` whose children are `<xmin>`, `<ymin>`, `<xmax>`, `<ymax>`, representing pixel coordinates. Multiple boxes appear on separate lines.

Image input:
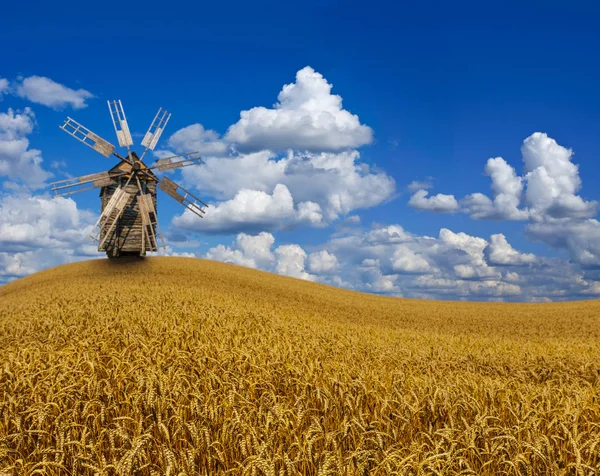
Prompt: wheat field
<box><xmin>0</xmin><ymin>257</ymin><xmax>599</xmax><ymax>475</ymax></box>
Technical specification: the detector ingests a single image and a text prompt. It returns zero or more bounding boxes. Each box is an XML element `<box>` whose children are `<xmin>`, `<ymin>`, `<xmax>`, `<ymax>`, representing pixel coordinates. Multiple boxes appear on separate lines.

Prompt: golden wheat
<box><xmin>0</xmin><ymin>257</ymin><xmax>599</xmax><ymax>475</ymax></box>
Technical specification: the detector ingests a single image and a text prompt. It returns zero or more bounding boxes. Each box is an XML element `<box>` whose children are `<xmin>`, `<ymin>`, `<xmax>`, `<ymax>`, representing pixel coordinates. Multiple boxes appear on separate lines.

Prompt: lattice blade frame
<box><xmin>50</xmin><ymin>171</ymin><xmax>126</xmax><ymax>197</ymax></box>
<box><xmin>108</xmin><ymin>100</ymin><xmax>133</xmax><ymax>148</ymax></box>
<box><xmin>158</xmin><ymin>177</ymin><xmax>208</xmax><ymax>219</ymax></box>
<box><xmin>89</xmin><ymin>187</ymin><xmax>130</xmax><ymax>243</ymax></box>
<box><xmin>97</xmin><ymin>189</ymin><xmax>132</xmax><ymax>248</ymax></box>
<box><xmin>137</xmin><ymin>190</ymin><xmax>164</xmax><ymax>251</ymax></box>
<box><xmin>141</xmin><ymin>108</ymin><xmax>171</xmax><ymax>151</ymax></box>
<box><xmin>60</xmin><ymin>117</ymin><xmax>115</xmax><ymax>157</ymax></box>
<box><xmin>151</xmin><ymin>152</ymin><xmax>202</xmax><ymax>171</ymax></box>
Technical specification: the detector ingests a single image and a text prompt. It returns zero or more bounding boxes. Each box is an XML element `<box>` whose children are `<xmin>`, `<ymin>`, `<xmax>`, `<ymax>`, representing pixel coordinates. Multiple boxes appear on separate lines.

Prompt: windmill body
<box><xmin>51</xmin><ymin>100</ymin><xmax>208</xmax><ymax>259</ymax></box>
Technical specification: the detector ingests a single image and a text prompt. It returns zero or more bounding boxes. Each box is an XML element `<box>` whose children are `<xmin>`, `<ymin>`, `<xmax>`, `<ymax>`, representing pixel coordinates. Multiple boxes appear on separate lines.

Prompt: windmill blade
<box><xmin>60</xmin><ymin>117</ymin><xmax>115</xmax><ymax>157</ymax></box>
<box><xmin>140</xmin><ymin>107</ymin><xmax>171</xmax><ymax>159</ymax></box>
<box><xmin>107</xmin><ymin>100</ymin><xmax>133</xmax><ymax>149</ymax></box>
<box><xmin>148</xmin><ymin>152</ymin><xmax>203</xmax><ymax>171</ymax></box>
<box><xmin>50</xmin><ymin>171</ymin><xmax>128</xmax><ymax>197</ymax></box>
<box><xmin>89</xmin><ymin>185</ymin><xmax>132</xmax><ymax>247</ymax></box>
<box><xmin>135</xmin><ymin>176</ymin><xmax>164</xmax><ymax>252</ymax></box>
<box><xmin>158</xmin><ymin>177</ymin><xmax>208</xmax><ymax>219</ymax></box>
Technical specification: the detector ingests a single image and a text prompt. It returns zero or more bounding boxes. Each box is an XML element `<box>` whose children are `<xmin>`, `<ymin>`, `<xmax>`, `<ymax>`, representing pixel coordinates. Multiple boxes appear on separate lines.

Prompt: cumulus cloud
<box><xmin>409</xmin><ymin>132</ymin><xmax>599</xmax><ymax>269</ymax></box>
<box><xmin>0</xmin><ymin>108</ymin><xmax>52</xmax><ymax>188</ymax></box>
<box><xmin>0</xmin><ymin>193</ymin><xmax>96</xmax><ymax>251</ymax></box>
<box><xmin>391</xmin><ymin>245</ymin><xmax>431</xmax><ymax>273</ymax></box>
<box><xmin>206</xmin><ymin>232</ymin><xmax>276</xmax><ymax>269</ymax></box>
<box><xmin>526</xmin><ymin>218</ymin><xmax>600</xmax><ymax>268</ymax></box>
<box><xmin>173</xmin><ymin>183</ymin><xmax>324</xmax><ymax>235</ymax></box>
<box><xmin>147</xmin><ymin>246</ymin><xmax>196</xmax><ymax>258</ymax></box>
<box><xmin>522</xmin><ymin>133</ymin><xmax>597</xmax><ymax>220</ymax></box>
<box><xmin>365</xmin><ymin>225</ymin><xmax>413</xmax><ymax>244</ymax></box>
<box><xmin>0</xmin><ymin>248</ymin><xmax>99</xmax><ymax>282</ymax></box>
<box><xmin>14</xmin><ymin>76</ymin><xmax>94</xmax><ymax>110</ymax></box>
<box><xmin>319</xmin><ymin>224</ymin><xmax>562</xmax><ymax>300</ymax></box>
<box><xmin>205</xmin><ymin>232</ymin><xmax>316</xmax><ymax>282</ymax></box>
<box><xmin>486</xmin><ymin>234</ymin><xmax>536</xmax><ymax>266</ymax></box>
<box><xmin>176</xmin><ymin>149</ymin><xmax>394</xmax><ymax>234</ymax></box>
<box><xmin>581</xmin><ymin>281</ymin><xmax>600</xmax><ymax>296</ymax></box>
<box><xmin>0</xmin><ymin>78</ymin><xmax>8</xmax><ymax>98</ymax></box>
<box><xmin>180</xmin><ymin>150</ymin><xmax>284</xmax><ymax>200</ymax></box>
<box><xmin>408</xmin><ymin>189</ymin><xmax>459</xmax><ymax>213</ymax></box>
<box><xmin>225</xmin><ymin>66</ymin><xmax>373</xmax><ymax>153</ymax></box>
<box><xmin>461</xmin><ymin>157</ymin><xmax>528</xmax><ymax>220</ymax></box>
<box><xmin>275</xmin><ymin>245</ymin><xmax>316</xmax><ymax>281</ymax></box>
<box><xmin>307</xmin><ymin>250</ymin><xmax>339</xmax><ymax>274</ymax></box>
<box><xmin>407</xmin><ymin>178</ymin><xmax>433</xmax><ymax>193</ymax></box>
<box><xmin>415</xmin><ymin>133</ymin><xmax>597</xmax><ymax>224</ymax></box>
<box><xmin>167</xmin><ymin>123</ymin><xmax>229</xmax><ymax>157</ymax></box>
<box><xmin>0</xmin><ymin>192</ymin><xmax>99</xmax><ymax>282</ymax></box>
<box><xmin>161</xmin><ymin>66</ymin><xmax>393</xmax><ymax>235</ymax></box>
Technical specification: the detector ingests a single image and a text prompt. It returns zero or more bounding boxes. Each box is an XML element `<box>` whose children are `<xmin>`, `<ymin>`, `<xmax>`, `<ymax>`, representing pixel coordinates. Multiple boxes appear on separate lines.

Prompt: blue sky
<box><xmin>1</xmin><ymin>0</ymin><xmax>599</xmax><ymax>300</ymax></box>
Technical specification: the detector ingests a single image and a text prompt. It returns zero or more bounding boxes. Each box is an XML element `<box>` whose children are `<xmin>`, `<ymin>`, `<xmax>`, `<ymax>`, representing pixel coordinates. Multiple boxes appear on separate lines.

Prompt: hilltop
<box><xmin>1</xmin><ymin>257</ymin><xmax>599</xmax><ymax>474</ymax></box>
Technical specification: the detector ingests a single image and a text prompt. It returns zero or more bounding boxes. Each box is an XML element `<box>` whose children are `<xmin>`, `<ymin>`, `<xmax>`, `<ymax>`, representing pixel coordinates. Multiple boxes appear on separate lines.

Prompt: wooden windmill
<box><xmin>50</xmin><ymin>100</ymin><xmax>208</xmax><ymax>258</ymax></box>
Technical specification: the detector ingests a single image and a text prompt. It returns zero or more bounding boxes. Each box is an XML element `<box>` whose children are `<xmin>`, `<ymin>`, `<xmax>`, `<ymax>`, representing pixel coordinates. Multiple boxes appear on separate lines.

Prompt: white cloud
<box><xmin>15</xmin><ymin>76</ymin><xmax>94</xmax><ymax>110</ymax></box>
<box><xmin>408</xmin><ymin>189</ymin><xmax>459</xmax><ymax>213</ymax></box>
<box><xmin>282</xmin><ymin>150</ymin><xmax>396</xmax><ymax>221</ymax></box>
<box><xmin>0</xmin><ymin>193</ymin><xmax>96</xmax><ymax>251</ymax></box>
<box><xmin>422</xmin><ymin>133</ymin><xmax>597</xmax><ymax>224</ymax></box>
<box><xmin>205</xmin><ymin>232</ymin><xmax>315</xmax><ymax>282</ymax></box>
<box><xmin>0</xmin><ymin>108</ymin><xmax>52</xmax><ymax>188</ymax></box>
<box><xmin>307</xmin><ymin>250</ymin><xmax>339</xmax><ymax>274</ymax></box>
<box><xmin>163</xmin><ymin>66</ymin><xmax>392</xmax><ymax>236</ymax></box>
<box><xmin>461</xmin><ymin>157</ymin><xmax>528</xmax><ymax>220</ymax></box>
<box><xmin>167</xmin><ymin>123</ymin><xmax>229</xmax><ymax>157</ymax></box>
<box><xmin>320</xmin><ymin>224</ymin><xmax>559</xmax><ymax>299</ymax></box>
<box><xmin>173</xmin><ymin>183</ymin><xmax>323</xmax><ymax>234</ymax></box>
<box><xmin>225</xmin><ymin>66</ymin><xmax>373</xmax><ymax>153</ymax></box>
<box><xmin>0</xmin><ymin>107</ymin><xmax>35</xmax><ymax>139</ymax></box>
<box><xmin>176</xmin><ymin>149</ymin><xmax>394</xmax><ymax>234</ymax></box>
<box><xmin>581</xmin><ymin>281</ymin><xmax>600</xmax><ymax>296</ymax></box>
<box><xmin>528</xmin><ymin>296</ymin><xmax>553</xmax><ymax>303</ymax></box>
<box><xmin>526</xmin><ymin>218</ymin><xmax>600</xmax><ymax>268</ymax></box>
<box><xmin>180</xmin><ymin>150</ymin><xmax>283</xmax><ymax>200</ymax></box>
<box><xmin>460</xmin><ymin>132</ymin><xmax>598</xmax><ymax>222</ymax></box>
<box><xmin>360</xmin><ymin>259</ymin><xmax>400</xmax><ymax>293</ymax></box>
<box><xmin>522</xmin><ymin>133</ymin><xmax>597</xmax><ymax>220</ymax></box>
<box><xmin>410</xmin><ymin>132</ymin><xmax>599</xmax><ymax>270</ymax></box>
<box><xmin>206</xmin><ymin>232</ymin><xmax>278</xmax><ymax>270</ymax></box>
<box><xmin>147</xmin><ymin>246</ymin><xmax>196</xmax><ymax>258</ymax></box>
<box><xmin>486</xmin><ymin>234</ymin><xmax>536</xmax><ymax>266</ymax></box>
<box><xmin>0</xmin><ymin>192</ymin><xmax>99</xmax><ymax>282</ymax></box>
<box><xmin>391</xmin><ymin>245</ymin><xmax>431</xmax><ymax>273</ymax></box>
<box><xmin>205</xmin><ymin>244</ymin><xmax>257</xmax><ymax>268</ymax></box>
<box><xmin>412</xmin><ymin>274</ymin><xmax>521</xmax><ymax>298</ymax></box>
<box><xmin>366</xmin><ymin>224</ymin><xmax>413</xmax><ymax>244</ymax></box>
<box><xmin>407</xmin><ymin>178</ymin><xmax>433</xmax><ymax>193</ymax></box>
<box><xmin>0</xmin><ymin>78</ymin><xmax>8</xmax><ymax>98</ymax></box>
<box><xmin>275</xmin><ymin>245</ymin><xmax>316</xmax><ymax>281</ymax></box>
<box><xmin>0</xmin><ymin>248</ymin><xmax>99</xmax><ymax>282</ymax></box>
<box><xmin>436</xmin><ymin>228</ymin><xmax>500</xmax><ymax>279</ymax></box>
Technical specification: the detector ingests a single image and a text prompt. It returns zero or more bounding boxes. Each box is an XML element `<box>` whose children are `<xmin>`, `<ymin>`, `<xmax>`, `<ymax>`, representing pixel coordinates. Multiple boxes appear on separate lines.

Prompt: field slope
<box><xmin>1</xmin><ymin>257</ymin><xmax>599</xmax><ymax>475</ymax></box>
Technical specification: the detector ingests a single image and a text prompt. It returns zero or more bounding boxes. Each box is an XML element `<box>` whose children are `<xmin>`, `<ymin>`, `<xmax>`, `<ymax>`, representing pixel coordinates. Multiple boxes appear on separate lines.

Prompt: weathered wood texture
<box><xmin>99</xmin><ymin>178</ymin><xmax>157</xmax><ymax>257</ymax></box>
